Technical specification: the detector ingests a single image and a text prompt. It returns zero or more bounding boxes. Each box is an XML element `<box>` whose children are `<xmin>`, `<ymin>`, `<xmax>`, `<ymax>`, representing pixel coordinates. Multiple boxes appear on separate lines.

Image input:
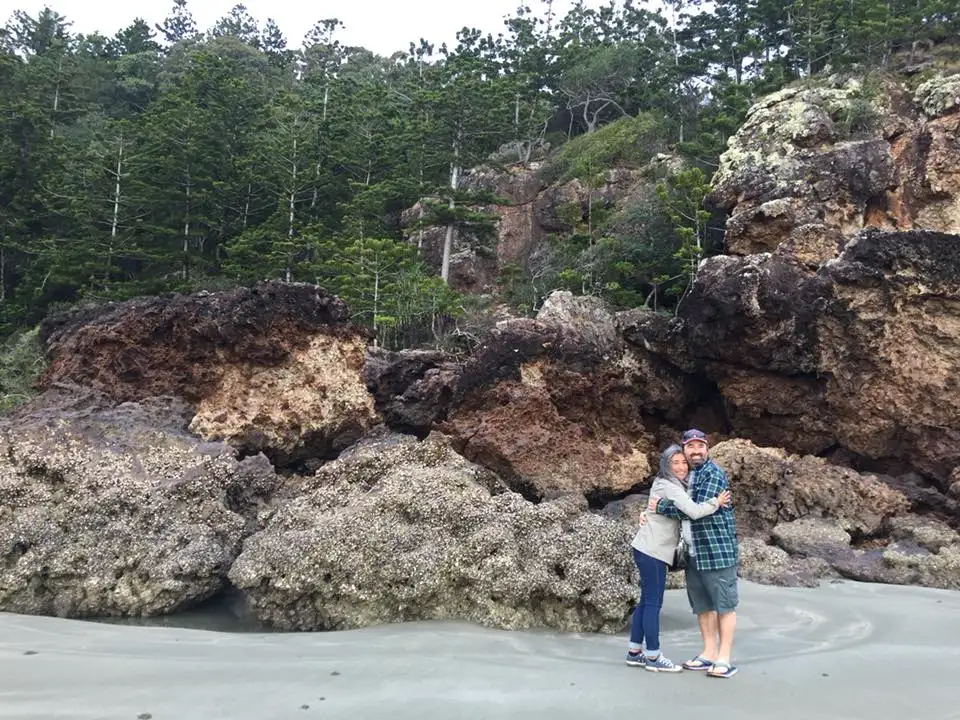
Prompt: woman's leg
<box><xmin>637</xmin><ymin>554</ymin><xmax>680</xmax><ymax>671</ymax></box>
<box><xmin>628</xmin><ymin>549</ymin><xmax>645</xmax><ymax>653</ymax></box>
<box><xmin>636</xmin><ymin>552</ymin><xmax>666</xmax><ymax>656</ymax></box>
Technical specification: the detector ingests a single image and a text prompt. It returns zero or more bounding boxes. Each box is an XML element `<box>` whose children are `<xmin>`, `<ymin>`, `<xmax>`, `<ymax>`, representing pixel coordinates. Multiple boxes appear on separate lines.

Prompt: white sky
<box><xmin>1</xmin><ymin>0</ymin><xmax>613</xmax><ymax>54</ymax></box>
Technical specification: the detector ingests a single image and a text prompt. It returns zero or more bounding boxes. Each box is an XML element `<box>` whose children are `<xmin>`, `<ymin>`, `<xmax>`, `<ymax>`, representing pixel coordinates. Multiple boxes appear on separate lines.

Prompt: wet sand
<box><xmin>1</xmin><ymin>580</ymin><xmax>958</xmax><ymax>720</ymax></box>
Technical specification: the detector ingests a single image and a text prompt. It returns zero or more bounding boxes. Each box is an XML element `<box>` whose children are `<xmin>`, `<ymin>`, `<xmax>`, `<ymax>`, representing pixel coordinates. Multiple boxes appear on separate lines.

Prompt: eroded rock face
<box><xmin>711</xmin><ymin>439</ymin><xmax>960</xmax><ymax>590</ymax></box>
<box><xmin>188</xmin><ymin>331</ymin><xmax>375</xmax><ymax>464</ymax></box>
<box><xmin>362</xmin><ymin>348</ymin><xmax>459</xmax><ymax>435</ymax></box>
<box><xmin>0</xmin><ymin>386</ymin><xmax>280</xmax><ymax>617</ymax></box>
<box><xmin>648</xmin><ymin>229</ymin><xmax>960</xmax><ymax>481</ymax></box>
<box><xmin>229</xmin><ymin>432</ymin><xmax>637</xmax><ymax>633</ymax></box>
<box><xmin>440</xmin><ymin>356</ymin><xmax>656</xmax><ymax>500</ymax></box>
<box><xmin>438</xmin><ymin>293</ymin><xmax>697</xmax><ymax>500</ymax></box>
<box><xmin>707</xmin><ymin>74</ymin><xmax>960</xmax><ymax>259</ymax></box>
<box><xmin>38</xmin><ymin>282</ymin><xmax>378</xmax><ymax>464</ymax></box>
<box><xmin>364</xmin><ymin>292</ymin><xmax>700</xmax><ymax>501</ymax></box>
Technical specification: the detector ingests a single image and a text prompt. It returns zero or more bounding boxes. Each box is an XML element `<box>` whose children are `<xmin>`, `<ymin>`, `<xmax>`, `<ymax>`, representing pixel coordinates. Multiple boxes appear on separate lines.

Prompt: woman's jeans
<box><xmin>630</xmin><ymin>548</ymin><xmax>667</xmax><ymax>652</ymax></box>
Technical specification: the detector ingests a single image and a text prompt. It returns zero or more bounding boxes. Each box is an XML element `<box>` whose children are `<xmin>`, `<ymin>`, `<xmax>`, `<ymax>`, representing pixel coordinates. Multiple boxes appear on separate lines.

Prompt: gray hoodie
<box><xmin>630</xmin><ymin>446</ymin><xmax>723</xmax><ymax>564</ymax></box>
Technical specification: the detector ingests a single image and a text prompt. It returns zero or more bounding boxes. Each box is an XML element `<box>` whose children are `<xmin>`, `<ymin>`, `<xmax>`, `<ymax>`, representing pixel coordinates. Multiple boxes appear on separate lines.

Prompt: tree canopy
<box><xmin>0</xmin><ymin>0</ymin><xmax>954</xmax><ymax>346</ymax></box>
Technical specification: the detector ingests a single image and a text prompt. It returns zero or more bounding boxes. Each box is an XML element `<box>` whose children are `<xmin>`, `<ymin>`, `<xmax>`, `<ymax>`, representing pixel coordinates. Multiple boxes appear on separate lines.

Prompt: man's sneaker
<box><xmin>644</xmin><ymin>654</ymin><xmax>682</xmax><ymax>673</ymax></box>
<box><xmin>625</xmin><ymin>651</ymin><xmax>646</xmax><ymax>667</ymax></box>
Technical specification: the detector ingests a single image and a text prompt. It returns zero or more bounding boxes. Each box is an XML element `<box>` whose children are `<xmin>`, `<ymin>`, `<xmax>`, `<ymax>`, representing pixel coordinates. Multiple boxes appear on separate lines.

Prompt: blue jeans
<box><xmin>630</xmin><ymin>549</ymin><xmax>667</xmax><ymax>652</ymax></box>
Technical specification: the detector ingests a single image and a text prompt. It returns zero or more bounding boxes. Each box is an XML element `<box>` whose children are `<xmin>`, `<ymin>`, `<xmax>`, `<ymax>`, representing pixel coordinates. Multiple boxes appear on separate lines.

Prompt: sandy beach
<box><xmin>1</xmin><ymin>579</ymin><xmax>958</xmax><ymax>720</ymax></box>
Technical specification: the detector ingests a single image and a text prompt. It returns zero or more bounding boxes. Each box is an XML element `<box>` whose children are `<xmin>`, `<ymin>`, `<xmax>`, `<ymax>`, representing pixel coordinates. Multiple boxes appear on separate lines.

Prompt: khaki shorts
<box><xmin>685</xmin><ymin>564</ymin><xmax>739</xmax><ymax>615</ymax></box>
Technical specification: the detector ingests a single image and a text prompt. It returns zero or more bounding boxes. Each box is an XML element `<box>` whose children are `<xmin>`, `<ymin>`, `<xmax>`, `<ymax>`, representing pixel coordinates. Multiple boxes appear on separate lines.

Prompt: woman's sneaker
<box><xmin>625</xmin><ymin>651</ymin><xmax>646</xmax><ymax>667</ymax></box>
<box><xmin>645</xmin><ymin>654</ymin><xmax>682</xmax><ymax>673</ymax></box>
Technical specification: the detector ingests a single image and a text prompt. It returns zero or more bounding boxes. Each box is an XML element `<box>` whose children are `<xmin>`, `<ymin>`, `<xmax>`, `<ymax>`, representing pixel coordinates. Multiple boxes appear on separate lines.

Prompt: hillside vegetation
<box><xmin>1</xmin><ymin>0</ymin><xmax>957</xmax><ymax>348</ymax></box>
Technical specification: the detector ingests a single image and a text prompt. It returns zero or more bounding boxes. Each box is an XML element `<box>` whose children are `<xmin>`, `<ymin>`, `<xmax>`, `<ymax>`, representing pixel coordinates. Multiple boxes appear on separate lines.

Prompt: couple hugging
<box><xmin>626</xmin><ymin>429</ymin><xmax>740</xmax><ymax>679</ymax></box>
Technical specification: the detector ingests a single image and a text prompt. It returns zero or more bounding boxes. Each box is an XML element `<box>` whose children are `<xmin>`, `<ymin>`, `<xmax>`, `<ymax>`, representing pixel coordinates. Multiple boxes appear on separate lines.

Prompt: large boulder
<box><xmin>0</xmin><ymin>386</ymin><xmax>280</xmax><ymax>617</ymax></box>
<box><xmin>697</xmin><ymin>75</ymin><xmax>960</xmax><ymax>478</ymax></box>
<box><xmin>437</xmin><ymin>293</ymin><xmax>692</xmax><ymax>500</ymax></box>
<box><xmin>229</xmin><ymin>432</ymin><xmax>638</xmax><ymax>633</ymax></box>
<box><xmin>737</xmin><ymin>537</ymin><xmax>836</xmax><ymax>588</ymax></box>
<box><xmin>364</xmin><ymin>291</ymin><xmax>702</xmax><ymax>501</ymax></box>
<box><xmin>38</xmin><ymin>282</ymin><xmax>378</xmax><ymax>465</ymax></box>
<box><xmin>711</xmin><ymin>438</ymin><xmax>910</xmax><ymax>538</ymax></box>
<box><xmin>774</xmin><ymin>514</ymin><xmax>960</xmax><ymax>590</ymax></box>
<box><xmin>707</xmin><ymin>74</ymin><xmax>960</xmax><ymax>259</ymax></box>
<box><xmin>641</xmin><ymin>229</ymin><xmax>960</xmax><ymax>482</ymax></box>
<box><xmin>707</xmin><ymin>439</ymin><xmax>960</xmax><ymax>591</ymax></box>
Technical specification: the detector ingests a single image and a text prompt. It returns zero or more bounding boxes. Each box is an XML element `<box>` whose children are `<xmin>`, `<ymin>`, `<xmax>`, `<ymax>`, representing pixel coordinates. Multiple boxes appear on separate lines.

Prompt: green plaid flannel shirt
<box><xmin>656</xmin><ymin>459</ymin><xmax>738</xmax><ymax>571</ymax></box>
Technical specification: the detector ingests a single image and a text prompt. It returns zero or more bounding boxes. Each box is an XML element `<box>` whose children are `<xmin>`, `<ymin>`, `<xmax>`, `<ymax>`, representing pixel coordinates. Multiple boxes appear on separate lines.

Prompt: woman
<box><xmin>626</xmin><ymin>444</ymin><xmax>730</xmax><ymax>672</ymax></box>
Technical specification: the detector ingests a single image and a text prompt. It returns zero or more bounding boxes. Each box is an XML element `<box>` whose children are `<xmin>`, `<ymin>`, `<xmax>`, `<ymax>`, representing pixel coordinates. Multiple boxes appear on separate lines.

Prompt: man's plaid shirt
<box><xmin>656</xmin><ymin>458</ymin><xmax>738</xmax><ymax>571</ymax></box>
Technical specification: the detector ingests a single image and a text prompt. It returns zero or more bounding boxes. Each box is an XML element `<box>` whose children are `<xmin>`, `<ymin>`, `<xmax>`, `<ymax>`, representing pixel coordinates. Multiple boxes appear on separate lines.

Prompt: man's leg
<box><xmin>697</xmin><ymin>610</ymin><xmax>720</xmax><ymax>660</ymax></box>
<box><xmin>711</xmin><ymin>566</ymin><xmax>739</xmax><ymax>671</ymax></box>
<box><xmin>685</xmin><ymin>566</ymin><xmax>719</xmax><ymax>662</ymax></box>
<box><xmin>716</xmin><ymin>611</ymin><xmax>736</xmax><ymax>664</ymax></box>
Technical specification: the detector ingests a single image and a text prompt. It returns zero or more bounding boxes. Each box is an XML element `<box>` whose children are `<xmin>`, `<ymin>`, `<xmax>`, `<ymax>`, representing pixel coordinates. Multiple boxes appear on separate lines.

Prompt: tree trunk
<box><xmin>288</xmin><ymin>134</ymin><xmax>298</xmax><ymax>240</ymax></box>
<box><xmin>417</xmin><ymin>125</ymin><xmax>426</xmax><ymax>253</ymax></box>
<box><xmin>441</xmin><ymin>222</ymin><xmax>455</xmax><ymax>282</ymax></box>
<box><xmin>372</xmin><ymin>267</ymin><xmax>380</xmax><ymax>347</ymax></box>
<box><xmin>514</xmin><ymin>91</ymin><xmax>522</xmax><ymax>162</ymax></box>
<box><xmin>183</xmin><ymin>169</ymin><xmax>191</xmax><ymax>280</ymax></box>
<box><xmin>106</xmin><ymin>131</ymin><xmax>124</xmax><ymax>285</ymax></box>
<box><xmin>670</xmin><ymin>2</ymin><xmax>683</xmax><ymax>143</ymax></box>
<box><xmin>50</xmin><ymin>55</ymin><xmax>62</xmax><ymax>139</ymax></box>
<box><xmin>441</xmin><ymin>128</ymin><xmax>461</xmax><ymax>284</ymax></box>
<box><xmin>284</xmin><ymin>130</ymin><xmax>300</xmax><ymax>283</ymax></box>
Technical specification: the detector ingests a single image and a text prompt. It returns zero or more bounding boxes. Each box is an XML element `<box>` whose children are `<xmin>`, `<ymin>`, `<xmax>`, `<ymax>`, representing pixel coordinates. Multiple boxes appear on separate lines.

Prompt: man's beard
<box><xmin>687</xmin><ymin>455</ymin><xmax>707</xmax><ymax>467</ymax></box>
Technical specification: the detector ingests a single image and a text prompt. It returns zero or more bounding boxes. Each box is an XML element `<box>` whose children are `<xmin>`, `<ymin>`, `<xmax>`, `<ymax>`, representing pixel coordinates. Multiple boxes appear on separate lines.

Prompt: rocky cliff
<box><xmin>659</xmin><ymin>72</ymin><xmax>960</xmax><ymax>484</ymax></box>
<box><xmin>400</xmin><ymin>155</ymin><xmax>679</xmax><ymax>295</ymax></box>
<box><xmin>707</xmin><ymin>73</ymin><xmax>960</xmax><ymax>258</ymax></box>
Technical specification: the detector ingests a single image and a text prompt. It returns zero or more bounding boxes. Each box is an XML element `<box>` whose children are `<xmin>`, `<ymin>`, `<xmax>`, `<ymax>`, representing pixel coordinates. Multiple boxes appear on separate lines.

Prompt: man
<box><xmin>650</xmin><ymin>428</ymin><xmax>739</xmax><ymax>678</ymax></box>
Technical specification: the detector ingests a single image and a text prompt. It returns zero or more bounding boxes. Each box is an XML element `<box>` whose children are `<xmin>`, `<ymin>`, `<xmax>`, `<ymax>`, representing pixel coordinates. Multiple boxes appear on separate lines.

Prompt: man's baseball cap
<box><xmin>681</xmin><ymin>428</ymin><xmax>708</xmax><ymax>445</ymax></box>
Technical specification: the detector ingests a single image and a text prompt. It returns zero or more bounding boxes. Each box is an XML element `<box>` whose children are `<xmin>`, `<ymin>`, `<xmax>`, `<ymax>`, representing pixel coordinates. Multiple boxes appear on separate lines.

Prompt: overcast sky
<box><xmin>1</xmin><ymin>0</ymin><xmax>612</xmax><ymax>55</ymax></box>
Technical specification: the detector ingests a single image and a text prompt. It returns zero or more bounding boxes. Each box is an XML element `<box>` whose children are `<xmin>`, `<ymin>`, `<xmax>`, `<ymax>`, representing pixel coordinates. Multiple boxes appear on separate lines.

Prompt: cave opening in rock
<box><xmin>88</xmin><ymin>586</ymin><xmax>270</xmax><ymax>633</ymax></box>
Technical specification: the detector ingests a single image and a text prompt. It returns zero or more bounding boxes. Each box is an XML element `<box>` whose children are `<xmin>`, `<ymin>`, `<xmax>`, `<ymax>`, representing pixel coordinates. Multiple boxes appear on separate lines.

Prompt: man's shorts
<box><xmin>684</xmin><ymin>564</ymin><xmax>739</xmax><ymax>614</ymax></box>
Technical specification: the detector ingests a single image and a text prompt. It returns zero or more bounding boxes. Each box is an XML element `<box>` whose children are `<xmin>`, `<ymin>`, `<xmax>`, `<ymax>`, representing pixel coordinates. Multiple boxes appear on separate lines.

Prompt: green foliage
<box><xmin>835</xmin><ymin>97</ymin><xmax>881</xmax><ymax>138</ymax></box>
<box><xmin>656</xmin><ymin>167</ymin><xmax>713</xmax><ymax>296</ymax></box>
<box><xmin>826</xmin><ymin>75</ymin><xmax>884</xmax><ymax>138</ymax></box>
<box><xmin>224</xmin><ymin>228</ymin><xmax>465</xmax><ymax>349</ymax></box>
<box><xmin>541</xmin><ymin>113</ymin><xmax>668</xmax><ymax>184</ymax></box>
<box><xmin>0</xmin><ymin>0</ymin><xmax>956</xmax><ymax>343</ymax></box>
<box><xmin>496</xmin><ymin>171</ymin><xmax>711</xmax><ymax>314</ymax></box>
<box><xmin>415</xmin><ymin>192</ymin><xmax>502</xmax><ymax>255</ymax></box>
<box><xmin>0</xmin><ymin>327</ymin><xmax>44</xmax><ymax>412</ymax></box>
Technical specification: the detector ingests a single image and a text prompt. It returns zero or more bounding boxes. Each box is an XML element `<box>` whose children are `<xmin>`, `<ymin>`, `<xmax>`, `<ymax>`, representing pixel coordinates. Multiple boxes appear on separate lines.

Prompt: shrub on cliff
<box><xmin>0</xmin><ymin>327</ymin><xmax>44</xmax><ymax>412</ymax></box>
<box><xmin>539</xmin><ymin>113</ymin><xmax>668</xmax><ymax>185</ymax></box>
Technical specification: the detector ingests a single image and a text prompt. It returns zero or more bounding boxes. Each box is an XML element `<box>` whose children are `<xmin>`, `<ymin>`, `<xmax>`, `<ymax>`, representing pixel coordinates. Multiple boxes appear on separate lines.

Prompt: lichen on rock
<box><xmin>914</xmin><ymin>73</ymin><xmax>960</xmax><ymax>117</ymax></box>
<box><xmin>706</xmin><ymin>73</ymin><xmax>960</xmax><ymax>258</ymax></box>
